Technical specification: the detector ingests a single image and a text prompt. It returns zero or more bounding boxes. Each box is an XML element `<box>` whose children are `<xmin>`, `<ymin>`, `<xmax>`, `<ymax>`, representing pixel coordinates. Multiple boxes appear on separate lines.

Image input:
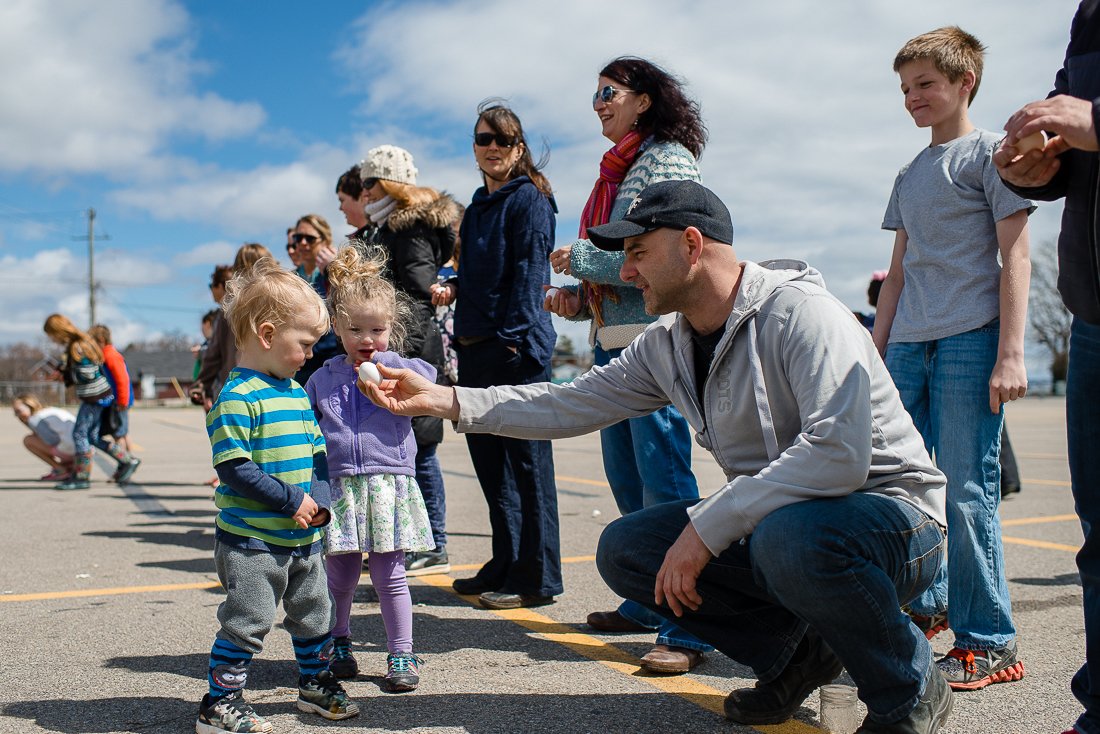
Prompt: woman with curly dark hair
<box><xmin>544</xmin><ymin>56</ymin><xmax>712</xmax><ymax>673</ymax></box>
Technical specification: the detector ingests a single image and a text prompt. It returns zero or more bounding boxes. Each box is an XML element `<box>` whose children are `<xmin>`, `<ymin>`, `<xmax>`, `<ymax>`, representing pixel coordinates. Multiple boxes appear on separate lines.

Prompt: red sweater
<box><xmin>101</xmin><ymin>344</ymin><xmax>132</xmax><ymax>407</ymax></box>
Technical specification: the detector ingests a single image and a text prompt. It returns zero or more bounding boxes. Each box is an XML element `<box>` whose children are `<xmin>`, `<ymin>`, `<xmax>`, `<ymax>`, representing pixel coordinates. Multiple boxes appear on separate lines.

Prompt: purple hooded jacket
<box><xmin>305</xmin><ymin>352</ymin><xmax>436</xmax><ymax>478</ymax></box>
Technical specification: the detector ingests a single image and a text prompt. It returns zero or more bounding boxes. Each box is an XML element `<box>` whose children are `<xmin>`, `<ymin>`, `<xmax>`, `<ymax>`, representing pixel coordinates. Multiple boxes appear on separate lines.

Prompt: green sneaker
<box><xmin>195</xmin><ymin>692</ymin><xmax>272</xmax><ymax>734</ymax></box>
<box><xmin>296</xmin><ymin>670</ymin><xmax>358</xmax><ymax>720</ymax></box>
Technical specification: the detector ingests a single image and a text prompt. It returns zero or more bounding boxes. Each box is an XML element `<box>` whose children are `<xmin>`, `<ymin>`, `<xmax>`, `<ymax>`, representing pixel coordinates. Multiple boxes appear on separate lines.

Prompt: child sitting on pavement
<box><xmin>306</xmin><ymin>244</ymin><xmax>436</xmax><ymax>691</ymax></box>
<box><xmin>196</xmin><ymin>258</ymin><xmax>357</xmax><ymax>734</ymax></box>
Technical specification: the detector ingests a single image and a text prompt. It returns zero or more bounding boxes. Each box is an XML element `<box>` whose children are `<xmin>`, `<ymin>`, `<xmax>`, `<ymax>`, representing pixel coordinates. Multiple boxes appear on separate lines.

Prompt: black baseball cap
<box><xmin>587</xmin><ymin>180</ymin><xmax>734</xmax><ymax>251</ymax></box>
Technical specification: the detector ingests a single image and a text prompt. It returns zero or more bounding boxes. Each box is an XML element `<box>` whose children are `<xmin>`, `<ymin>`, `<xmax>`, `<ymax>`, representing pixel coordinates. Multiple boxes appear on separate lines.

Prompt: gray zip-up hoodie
<box><xmin>455</xmin><ymin>259</ymin><xmax>947</xmax><ymax>555</ymax></box>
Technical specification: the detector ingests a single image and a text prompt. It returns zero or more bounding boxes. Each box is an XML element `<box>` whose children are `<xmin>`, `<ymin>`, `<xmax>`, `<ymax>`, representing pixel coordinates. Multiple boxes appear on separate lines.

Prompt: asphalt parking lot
<box><xmin>0</xmin><ymin>396</ymin><xmax>1082</xmax><ymax>733</ymax></box>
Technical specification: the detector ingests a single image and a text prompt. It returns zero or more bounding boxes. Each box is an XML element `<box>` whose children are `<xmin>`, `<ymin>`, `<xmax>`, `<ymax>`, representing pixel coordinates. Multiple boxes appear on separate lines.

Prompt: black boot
<box><xmin>856</xmin><ymin>667</ymin><xmax>953</xmax><ymax>733</ymax></box>
<box><xmin>724</xmin><ymin>627</ymin><xmax>844</xmax><ymax>724</ymax></box>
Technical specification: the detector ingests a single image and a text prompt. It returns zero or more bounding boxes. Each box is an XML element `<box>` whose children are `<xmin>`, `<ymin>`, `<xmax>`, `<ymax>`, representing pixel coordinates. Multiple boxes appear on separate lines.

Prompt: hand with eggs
<box><xmin>995</xmin><ymin>94</ymin><xmax>1098</xmax><ymax>188</ymax></box>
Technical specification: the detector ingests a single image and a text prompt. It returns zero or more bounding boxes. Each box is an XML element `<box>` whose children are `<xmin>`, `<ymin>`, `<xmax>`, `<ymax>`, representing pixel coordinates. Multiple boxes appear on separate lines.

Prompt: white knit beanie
<box><xmin>360</xmin><ymin>145</ymin><xmax>418</xmax><ymax>186</ymax></box>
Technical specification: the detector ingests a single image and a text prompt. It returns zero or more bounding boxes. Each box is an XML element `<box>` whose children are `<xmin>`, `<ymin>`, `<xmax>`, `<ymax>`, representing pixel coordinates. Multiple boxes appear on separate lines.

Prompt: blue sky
<box><xmin>0</xmin><ymin>0</ymin><xmax>1079</xmax><ymax>376</ymax></box>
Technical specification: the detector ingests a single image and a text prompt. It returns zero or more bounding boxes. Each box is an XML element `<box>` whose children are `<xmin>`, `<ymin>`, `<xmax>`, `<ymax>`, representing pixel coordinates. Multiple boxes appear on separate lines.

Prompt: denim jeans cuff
<box><xmin>654</xmin><ymin>633</ymin><xmax>714</xmax><ymax>653</ymax></box>
<box><xmin>616</xmin><ymin>601</ymin><xmax>662</xmax><ymax>630</ymax></box>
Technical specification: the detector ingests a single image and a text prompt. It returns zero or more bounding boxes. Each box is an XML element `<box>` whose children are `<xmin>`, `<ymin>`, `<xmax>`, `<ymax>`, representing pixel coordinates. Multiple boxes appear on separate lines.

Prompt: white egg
<box><xmin>358</xmin><ymin>361</ymin><xmax>382</xmax><ymax>385</ymax></box>
<box><xmin>1014</xmin><ymin>130</ymin><xmax>1048</xmax><ymax>154</ymax></box>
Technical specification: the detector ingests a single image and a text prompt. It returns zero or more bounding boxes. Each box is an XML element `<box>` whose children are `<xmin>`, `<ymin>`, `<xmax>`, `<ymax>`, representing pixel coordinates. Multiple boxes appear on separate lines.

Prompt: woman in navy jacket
<box><xmin>432</xmin><ymin>101</ymin><xmax>562</xmax><ymax>609</ymax></box>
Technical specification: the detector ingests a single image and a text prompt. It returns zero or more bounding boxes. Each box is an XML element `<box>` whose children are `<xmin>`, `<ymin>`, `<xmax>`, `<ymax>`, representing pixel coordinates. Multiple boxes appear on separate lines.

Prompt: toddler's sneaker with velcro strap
<box><xmin>296</xmin><ymin>670</ymin><xmax>359</xmax><ymax>720</ymax></box>
<box><xmin>195</xmin><ymin>691</ymin><xmax>272</xmax><ymax>734</ymax></box>
<box><xmin>935</xmin><ymin>642</ymin><xmax>1025</xmax><ymax>690</ymax></box>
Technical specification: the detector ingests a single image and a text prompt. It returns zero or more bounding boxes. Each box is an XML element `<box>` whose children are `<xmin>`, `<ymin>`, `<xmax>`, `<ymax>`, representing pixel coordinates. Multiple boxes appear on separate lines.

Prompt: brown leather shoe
<box><xmin>586</xmin><ymin>610</ymin><xmax>650</xmax><ymax>633</ymax></box>
<box><xmin>640</xmin><ymin>644</ymin><xmax>705</xmax><ymax>674</ymax></box>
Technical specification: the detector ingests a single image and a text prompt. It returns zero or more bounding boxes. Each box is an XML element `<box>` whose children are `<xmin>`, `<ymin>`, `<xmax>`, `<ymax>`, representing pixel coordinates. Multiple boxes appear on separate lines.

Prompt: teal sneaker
<box><xmin>384</xmin><ymin>652</ymin><xmax>422</xmax><ymax>692</ymax></box>
<box><xmin>329</xmin><ymin>636</ymin><xmax>359</xmax><ymax>679</ymax></box>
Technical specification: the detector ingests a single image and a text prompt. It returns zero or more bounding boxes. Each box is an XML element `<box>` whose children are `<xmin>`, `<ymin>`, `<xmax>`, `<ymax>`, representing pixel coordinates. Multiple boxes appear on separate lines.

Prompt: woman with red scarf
<box><xmin>545</xmin><ymin>57</ymin><xmax>713</xmax><ymax>674</ymax></box>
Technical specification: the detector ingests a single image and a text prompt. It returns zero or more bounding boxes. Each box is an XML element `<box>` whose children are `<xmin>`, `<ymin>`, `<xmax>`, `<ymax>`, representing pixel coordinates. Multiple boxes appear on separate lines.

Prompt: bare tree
<box><xmin>1030</xmin><ymin>240</ymin><xmax>1071</xmax><ymax>389</ymax></box>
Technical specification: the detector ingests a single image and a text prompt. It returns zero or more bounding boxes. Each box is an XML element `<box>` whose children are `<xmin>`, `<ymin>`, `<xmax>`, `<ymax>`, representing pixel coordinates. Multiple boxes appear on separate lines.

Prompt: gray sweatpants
<box><xmin>213</xmin><ymin>541</ymin><xmax>333</xmax><ymax>654</ymax></box>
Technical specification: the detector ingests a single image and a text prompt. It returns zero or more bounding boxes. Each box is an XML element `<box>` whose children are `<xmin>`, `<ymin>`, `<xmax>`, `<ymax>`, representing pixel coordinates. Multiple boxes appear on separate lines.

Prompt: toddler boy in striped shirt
<box><xmin>197</xmin><ymin>259</ymin><xmax>358</xmax><ymax>734</ymax></box>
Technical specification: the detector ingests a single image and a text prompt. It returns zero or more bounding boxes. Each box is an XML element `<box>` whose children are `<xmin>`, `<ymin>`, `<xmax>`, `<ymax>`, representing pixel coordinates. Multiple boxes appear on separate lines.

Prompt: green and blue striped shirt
<box><xmin>207</xmin><ymin>368</ymin><xmax>326</xmax><ymax>552</ymax></box>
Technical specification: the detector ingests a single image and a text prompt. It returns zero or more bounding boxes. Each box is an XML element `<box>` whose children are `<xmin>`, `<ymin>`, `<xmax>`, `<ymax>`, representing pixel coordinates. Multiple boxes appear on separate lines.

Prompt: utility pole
<box><xmin>73</xmin><ymin>207</ymin><xmax>108</xmax><ymax>329</ymax></box>
<box><xmin>87</xmin><ymin>207</ymin><xmax>96</xmax><ymax>328</ymax></box>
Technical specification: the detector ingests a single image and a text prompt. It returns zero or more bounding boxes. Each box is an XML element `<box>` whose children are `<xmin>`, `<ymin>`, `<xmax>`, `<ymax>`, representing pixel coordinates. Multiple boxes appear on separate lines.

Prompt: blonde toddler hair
<box><xmin>326</xmin><ymin>244</ymin><xmax>413</xmax><ymax>354</ymax></box>
<box><xmin>221</xmin><ymin>258</ymin><xmax>330</xmax><ymax>349</ymax></box>
<box><xmin>893</xmin><ymin>26</ymin><xmax>986</xmax><ymax>104</ymax></box>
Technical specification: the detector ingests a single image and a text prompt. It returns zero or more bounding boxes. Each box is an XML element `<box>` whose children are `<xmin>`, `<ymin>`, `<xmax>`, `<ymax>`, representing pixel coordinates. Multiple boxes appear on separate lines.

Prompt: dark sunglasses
<box><xmin>362</xmin><ymin>177</ymin><xmax>379</xmax><ymax>189</ymax></box>
<box><xmin>592</xmin><ymin>85</ymin><xmax>635</xmax><ymax>106</ymax></box>
<box><xmin>473</xmin><ymin>132</ymin><xmax>518</xmax><ymax>148</ymax></box>
<box><xmin>292</xmin><ymin>233</ymin><xmax>320</xmax><ymax>246</ymax></box>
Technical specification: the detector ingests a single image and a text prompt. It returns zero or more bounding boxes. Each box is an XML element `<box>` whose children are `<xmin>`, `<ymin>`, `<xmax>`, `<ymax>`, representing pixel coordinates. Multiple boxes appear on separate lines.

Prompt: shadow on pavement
<box><xmin>1013</xmin><ymin>572</ymin><xmax>1081</xmax><ymax>587</ymax></box>
<box><xmin>83</xmin><ymin>528</ymin><xmax>215</xmax><ymax>553</ymax></box>
<box><xmin>3</xmin><ymin>690</ymin><xmax>754</xmax><ymax>734</ymax></box>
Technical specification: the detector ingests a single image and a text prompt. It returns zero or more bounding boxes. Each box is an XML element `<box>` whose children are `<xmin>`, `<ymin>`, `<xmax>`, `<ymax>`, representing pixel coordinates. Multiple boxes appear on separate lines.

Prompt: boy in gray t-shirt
<box><xmin>874</xmin><ymin>26</ymin><xmax>1033</xmax><ymax>695</ymax></box>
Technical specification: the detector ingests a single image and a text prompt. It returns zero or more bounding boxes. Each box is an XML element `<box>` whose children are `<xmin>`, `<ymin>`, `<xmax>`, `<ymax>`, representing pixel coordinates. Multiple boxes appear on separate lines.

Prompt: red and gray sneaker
<box><xmin>936</xmin><ymin>643</ymin><xmax>1025</xmax><ymax>690</ymax></box>
<box><xmin>907</xmin><ymin>610</ymin><xmax>949</xmax><ymax>640</ymax></box>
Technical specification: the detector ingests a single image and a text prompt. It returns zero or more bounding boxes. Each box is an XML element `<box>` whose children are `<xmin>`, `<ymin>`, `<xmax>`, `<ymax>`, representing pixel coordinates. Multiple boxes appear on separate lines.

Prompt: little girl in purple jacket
<box><xmin>305</xmin><ymin>245</ymin><xmax>435</xmax><ymax>692</ymax></box>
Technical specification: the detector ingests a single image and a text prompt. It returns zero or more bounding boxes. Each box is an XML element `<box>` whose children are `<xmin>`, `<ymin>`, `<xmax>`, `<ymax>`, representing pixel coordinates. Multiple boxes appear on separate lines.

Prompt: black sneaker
<box><xmin>196</xmin><ymin>691</ymin><xmax>272</xmax><ymax>734</ymax></box>
<box><xmin>452</xmin><ymin>576</ymin><xmax>496</xmax><ymax>595</ymax></box>
<box><xmin>329</xmin><ymin>636</ymin><xmax>359</xmax><ymax>679</ymax></box>
<box><xmin>296</xmin><ymin>670</ymin><xmax>359</xmax><ymax>720</ymax></box>
<box><xmin>724</xmin><ymin>628</ymin><xmax>844</xmax><ymax>725</ymax></box>
<box><xmin>114</xmin><ymin>457</ymin><xmax>141</xmax><ymax>484</ymax></box>
<box><xmin>384</xmin><ymin>652</ymin><xmax>422</xmax><ymax>692</ymax></box>
<box><xmin>405</xmin><ymin>548</ymin><xmax>451</xmax><ymax>577</ymax></box>
<box><xmin>856</xmin><ymin>667</ymin><xmax>953</xmax><ymax>733</ymax></box>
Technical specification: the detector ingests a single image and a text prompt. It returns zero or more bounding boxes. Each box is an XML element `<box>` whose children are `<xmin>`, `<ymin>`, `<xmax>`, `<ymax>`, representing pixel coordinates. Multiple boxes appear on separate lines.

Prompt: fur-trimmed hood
<box><xmin>386</xmin><ymin>191</ymin><xmax>461</xmax><ymax>233</ymax></box>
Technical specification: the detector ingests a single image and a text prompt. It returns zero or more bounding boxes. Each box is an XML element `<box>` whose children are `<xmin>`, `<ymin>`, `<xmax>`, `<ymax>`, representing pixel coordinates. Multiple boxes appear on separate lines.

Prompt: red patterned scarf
<box><xmin>578</xmin><ymin>129</ymin><xmax>645</xmax><ymax>327</ymax></box>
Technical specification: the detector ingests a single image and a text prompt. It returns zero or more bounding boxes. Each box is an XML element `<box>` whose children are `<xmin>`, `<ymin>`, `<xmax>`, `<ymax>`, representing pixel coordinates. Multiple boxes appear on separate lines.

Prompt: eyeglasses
<box><xmin>362</xmin><ymin>177</ymin><xmax>379</xmax><ymax>189</ymax></box>
<box><xmin>209</xmin><ymin>281</ymin><xmax>221</xmax><ymax>290</ymax></box>
<box><xmin>292</xmin><ymin>233</ymin><xmax>320</xmax><ymax>246</ymax></box>
<box><xmin>592</xmin><ymin>85</ymin><xmax>635</xmax><ymax>107</ymax></box>
<box><xmin>473</xmin><ymin>132</ymin><xmax>518</xmax><ymax>148</ymax></box>
<box><xmin>286</xmin><ymin>243</ymin><xmax>297</xmax><ymax>252</ymax></box>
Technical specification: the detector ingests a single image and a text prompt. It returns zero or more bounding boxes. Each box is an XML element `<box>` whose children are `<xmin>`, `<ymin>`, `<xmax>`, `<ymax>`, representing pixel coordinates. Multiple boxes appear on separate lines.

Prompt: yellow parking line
<box><xmin>1003</xmin><ymin>536</ymin><xmax>1080</xmax><ymax>553</ymax></box>
<box><xmin>1</xmin><ymin>580</ymin><xmax>220</xmax><ymax>603</ymax></box>
<box><xmin>413</xmin><ymin>573</ymin><xmax>819</xmax><ymax>733</ymax></box>
<box><xmin>556</xmin><ymin>474</ymin><xmax>611</xmax><ymax>488</ymax></box>
<box><xmin>1002</xmin><ymin>514</ymin><xmax>1079</xmax><ymax>527</ymax></box>
<box><xmin>1024</xmin><ymin>478</ymin><xmax>1072</xmax><ymax>487</ymax></box>
<box><xmin>1</xmin><ymin>556</ymin><xmax>600</xmax><ymax>603</ymax></box>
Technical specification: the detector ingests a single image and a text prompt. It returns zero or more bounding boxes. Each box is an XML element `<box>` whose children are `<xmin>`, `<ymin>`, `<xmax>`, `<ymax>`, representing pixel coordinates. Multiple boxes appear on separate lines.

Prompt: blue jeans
<box><xmin>415</xmin><ymin>442</ymin><xmax>447</xmax><ymax>549</ymax></box>
<box><xmin>1069</xmin><ymin>318</ymin><xmax>1100</xmax><ymax>734</ymax></box>
<box><xmin>73</xmin><ymin>401</ymin><xmax>108</xmax><ymax>455</ymax></box>
<box><xmin>886</xmin><ymin>324</ymin><xmax>1016</xmax><ymax>650</ymax></box>
<box><xmin>457</xmin><ymin>338</ymin><xmax>562</xmax><ymax>597</ymax></box>
<box><xmin>597</xmin><ymin>495</ymin><xmax>945</xmax><ymax>722</ymax></box>
<box><xmin>596</xmin><ymin>346</ymin><xmax>710</xmax><ymax>652</ymax></box>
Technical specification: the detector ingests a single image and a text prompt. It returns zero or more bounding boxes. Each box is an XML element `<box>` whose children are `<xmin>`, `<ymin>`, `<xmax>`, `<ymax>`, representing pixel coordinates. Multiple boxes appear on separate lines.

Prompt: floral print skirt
<box><xmin>325</xmin><ymin>473</ymin><xmax>434</xmax><ymax>554</ymax></box>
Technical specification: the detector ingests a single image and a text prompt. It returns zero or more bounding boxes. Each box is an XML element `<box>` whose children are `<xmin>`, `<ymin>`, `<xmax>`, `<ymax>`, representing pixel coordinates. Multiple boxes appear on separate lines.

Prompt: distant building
<box><xmin>121</xmin><ymin>349</ymin><xmax>197</xmax><ymax>401</ymax></box>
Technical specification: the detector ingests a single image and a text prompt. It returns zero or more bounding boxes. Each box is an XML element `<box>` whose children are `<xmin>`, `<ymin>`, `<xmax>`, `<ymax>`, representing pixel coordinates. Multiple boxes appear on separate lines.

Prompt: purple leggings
<box><xmin>326</xmin><ymin>550</ymin><xmax>412</xmax><ymax>653</ymax></box>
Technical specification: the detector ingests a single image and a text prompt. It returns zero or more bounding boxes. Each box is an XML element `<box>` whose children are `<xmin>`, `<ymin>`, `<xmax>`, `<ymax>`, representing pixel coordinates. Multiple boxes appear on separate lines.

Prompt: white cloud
<box><xmin>331</xmin><ymin>0</ymin><xmax>1074</xmax><ymax>312</ymax></box>
<box><xmin>172</xmin><ymin>240</ymin><xmax>241</xmax><ymax>269</ymax></box>
<box><xmin>0</xmin><ymin>0</ymin><xmax>264</xmax><ymax>177</ymax></box>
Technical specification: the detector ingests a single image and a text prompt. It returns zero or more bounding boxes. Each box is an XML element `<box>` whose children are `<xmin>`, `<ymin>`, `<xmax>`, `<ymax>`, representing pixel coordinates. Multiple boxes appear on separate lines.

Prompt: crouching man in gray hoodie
<box><xmin>362</xmin><ymin>180</ymin><xmax>953</xmax><ymax>734</ymax></box>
